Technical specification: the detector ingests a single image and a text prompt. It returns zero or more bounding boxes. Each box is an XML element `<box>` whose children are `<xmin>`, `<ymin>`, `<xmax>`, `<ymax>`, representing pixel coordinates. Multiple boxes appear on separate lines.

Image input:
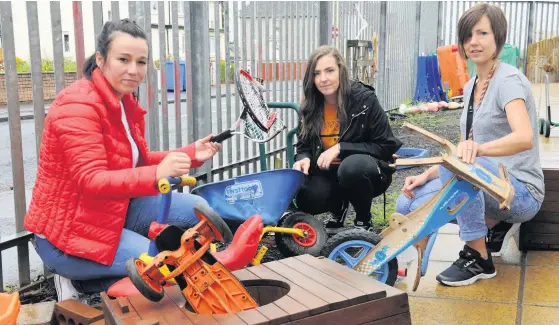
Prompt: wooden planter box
<box><xmin>520</xmin><ymin>168</ymin><xmax>559</xmax><ymax>250</ymax></box>
<box><xmin>101</xmin><ymin>254</ymin><xmax>411</xmax><ymax>325</ymax></box>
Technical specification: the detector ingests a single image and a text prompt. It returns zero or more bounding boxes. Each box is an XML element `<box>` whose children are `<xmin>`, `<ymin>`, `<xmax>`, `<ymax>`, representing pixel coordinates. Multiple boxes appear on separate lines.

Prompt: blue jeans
<box><xmin>33</xmin><ymin>192</ymin><xmax>205</xmax><ymax>294</ymax></box>
<box><xmin>395</xmin><ymin>157</ymin><xmax>542</xmax><ymax>242</ymax></box>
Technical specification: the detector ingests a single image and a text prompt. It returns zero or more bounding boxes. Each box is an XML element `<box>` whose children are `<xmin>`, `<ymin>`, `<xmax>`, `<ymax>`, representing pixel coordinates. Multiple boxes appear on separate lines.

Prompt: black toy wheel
<box><xmin>125</xmin><ymin>258</ymin><xmax>165</xmax><ymax>302</ymax></box>
<box><xmin>544</xmin><ymin>119</ymin><xmax>551</xmax><ymax>138</ymax></box>
<box><xmin>275</xmin><ymin>212</ymin><xmax>327</xmax><ymax>257</ymax></box>
<box><xmin>193</xmin><ymin>202</ymin><xmax>233</xmax><ymax>243</ymax></box>
<box><xmin>321</xmin><ymin>229</ymin><xmax>399</xmax><ymax>286</ymax></box>
<box><xmin>539</xmin><ymin>118</ymin><xmax>545</xmax><ymax>135</ymax></box>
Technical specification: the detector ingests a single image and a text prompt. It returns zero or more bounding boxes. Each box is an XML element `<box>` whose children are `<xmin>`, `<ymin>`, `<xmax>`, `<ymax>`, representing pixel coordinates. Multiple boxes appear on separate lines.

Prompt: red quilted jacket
<box><xmin>25</xmin><ymin>68</ymin><xmax>202</xmax><ymax>266</ymax></box>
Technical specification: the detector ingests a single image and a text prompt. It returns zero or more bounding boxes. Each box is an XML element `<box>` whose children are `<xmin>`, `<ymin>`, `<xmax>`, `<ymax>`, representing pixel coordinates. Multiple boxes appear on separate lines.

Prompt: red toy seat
<box><xmin>107</xmin><ymin>214</ymin><xmax>264</xmax><ymax>298</ymax></box>
<box><xmin>213</xmin><ymin>214</ymin><xmax>263</xmax><ymax>271</ymax></box>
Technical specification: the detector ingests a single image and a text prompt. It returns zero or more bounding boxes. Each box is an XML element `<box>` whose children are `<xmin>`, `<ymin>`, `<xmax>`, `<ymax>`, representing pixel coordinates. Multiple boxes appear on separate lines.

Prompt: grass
<box><xmin>390</xmin><ymin>111</ymin><xmax>448</xmax><ymax>129</ymax></box>
<box><xmin>370</xmin><ymin>191</ymin><xmax>400</xmax><ymax>233</ymax></box>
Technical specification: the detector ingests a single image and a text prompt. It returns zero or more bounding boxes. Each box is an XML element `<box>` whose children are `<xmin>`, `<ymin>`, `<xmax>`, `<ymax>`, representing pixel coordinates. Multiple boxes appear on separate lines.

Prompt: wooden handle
<box><xmin>402</xmin><ymin>122</ymin><xmax>457</xmax><ymax>154</ymax></box>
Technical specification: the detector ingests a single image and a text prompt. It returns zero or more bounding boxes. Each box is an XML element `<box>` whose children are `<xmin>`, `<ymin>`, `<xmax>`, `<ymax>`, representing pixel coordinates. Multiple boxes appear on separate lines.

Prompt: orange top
<box><xmin>320</xmin><ymin>104</ymin><xmax>341</xmax><ymax>164</ymax></box>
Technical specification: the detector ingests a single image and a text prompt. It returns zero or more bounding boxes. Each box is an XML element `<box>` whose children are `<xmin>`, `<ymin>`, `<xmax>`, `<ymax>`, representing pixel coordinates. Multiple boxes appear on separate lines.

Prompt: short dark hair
<box><xmin>457</xmin><ymin>3</ymin><xmax>507</xmax><ymax>60</ymax></box>
<box><xmin>83</xmin><ymin>19</ymin><xmax>148</xmax><ymax>79</ymax></box>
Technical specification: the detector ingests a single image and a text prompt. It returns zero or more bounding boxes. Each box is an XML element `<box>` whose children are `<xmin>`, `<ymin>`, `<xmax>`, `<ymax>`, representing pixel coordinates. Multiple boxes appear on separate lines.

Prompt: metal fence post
<box><xmin>525</xmin><ymin>1</ymin><xmax>535</xmax><ymax>74</ymax></box>
<box><xmin>377</xmin><ymin>2</ymin><xmax>388</xmax><ymax>107</ymax></box>
<box><xmin>319</xmin><ymin>2</ymin><xmax>332</xmax><ymax>46</ymax></box>
<box><xmin>190</xmin><ymin>2</ymin><xmax>212</xmax><ymax>183</ymax></box>
<box><xmin>0</xmin><ymin>1</ymin><xmax>31</xmax><ymax>287</ymax></box>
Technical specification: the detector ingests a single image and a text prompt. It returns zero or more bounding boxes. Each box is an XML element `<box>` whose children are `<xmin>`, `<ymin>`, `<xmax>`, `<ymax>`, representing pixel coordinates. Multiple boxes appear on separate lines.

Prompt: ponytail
<box><xmin>83</xmin><ymin>54</ymin><xmax>97</xmax><ymax>80</ymax></box>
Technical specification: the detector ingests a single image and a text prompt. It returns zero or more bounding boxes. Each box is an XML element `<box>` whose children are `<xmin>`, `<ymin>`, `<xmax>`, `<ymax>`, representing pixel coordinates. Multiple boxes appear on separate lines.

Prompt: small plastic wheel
<box><xmin>125</xmin><ymin>258</ymin><xmax>165</xmax><ymax>302</ymax></box>
<box><xmin>544</xmin><ymin>119</ymin><xmax>551</xmax><ymax>138</ymax></box>
<box><xmin>275</xmin><ymin>212</ymin><xmax>327</xmax><ymax>257</ymax></box>
<box><xmin>539</xmin><ymin>118</ymin><xmax>546</xmax><ymax>135</ymax></box>
<box><xmin>321</xmin><ymin>229</ymin><xmax>399</xmax><ymax>286</ymax></box>
<box><xmin>193</xmin><ymin>202</ymin><xmax>233</xmax><ymax>243</ymax></box>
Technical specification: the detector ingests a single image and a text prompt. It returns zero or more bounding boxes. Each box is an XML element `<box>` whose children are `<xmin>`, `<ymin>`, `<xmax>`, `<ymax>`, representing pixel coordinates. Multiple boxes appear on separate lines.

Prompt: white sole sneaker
<box><xmin>439</xmin><ymin>271</ymin><xmax>497</xmax><ymax>287</ymax></box>
<box><xmin>490</xmin><ymin>223</ymin><xmax>520</xmax><ymax>257</ymax></box>
<box><xmin>54</xmin><ymin>274</ymin><xmax>81</xmax><ymax>302</ymax></box>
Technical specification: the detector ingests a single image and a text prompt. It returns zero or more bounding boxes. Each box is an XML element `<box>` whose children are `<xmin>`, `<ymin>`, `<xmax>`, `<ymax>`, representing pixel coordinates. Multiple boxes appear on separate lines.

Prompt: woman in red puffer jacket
<box><xmin>25</xmin><ymin>19</ymin><xmax>221</xmax><ymax>300</ymax></box>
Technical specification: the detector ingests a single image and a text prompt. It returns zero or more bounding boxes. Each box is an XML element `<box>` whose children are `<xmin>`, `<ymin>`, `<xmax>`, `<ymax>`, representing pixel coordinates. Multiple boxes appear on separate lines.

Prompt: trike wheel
<box><xmin>125</xmin><ymin>258</ymin><xmax>165</xmax><ymax>302</ymax></box>
<box><xmin>194</xmin><ymin>202</ymin><xmax>233</xmax><ymax>243</ymax></box>
<box><xmin>539</xmin><ymin>118</ymin><xmax>545</xmax><ymax>135</ymax></box>
<box><xmin>544</xmin><ymin>119</ymin><xmax>552</xmax><ymax>138</ymax></box>
<box><xmin>321</xmin><ymin>229</ymin><xmax>398</xmax><ymax>286</ymax></box>
<box><xmin>275</xmin><ymin>212</ymin><xmax>327</xmax><ymax>257</ymax></box>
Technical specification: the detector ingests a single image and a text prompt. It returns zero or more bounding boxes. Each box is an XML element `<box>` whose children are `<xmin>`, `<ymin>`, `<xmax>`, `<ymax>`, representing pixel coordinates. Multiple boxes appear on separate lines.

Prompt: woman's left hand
<box><xmin>456</xmin><ymin>140</ymin><xmax>483</xmax><ymax>164</ymax></box>
<box><xmin>317</xmin><ymin>144</ymin><xmax>340</xmax><ymax>170</ymax></box>
<box><xmin>194</xmin><ymin>134</ymin><xmax>222</xmax><ymax>162</ymax></box>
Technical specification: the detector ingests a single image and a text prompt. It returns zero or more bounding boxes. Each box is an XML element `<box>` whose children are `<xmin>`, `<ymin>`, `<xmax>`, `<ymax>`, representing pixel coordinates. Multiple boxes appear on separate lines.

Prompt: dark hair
<box><xmin>457</xmin><ymin>4</ymin><xmax>507</xmax><ymax>60</ymax></box>
<box><xmin>299</xmin><ymin>45</ymin><xmax>351</xmax><ymax>141</ymax></box>
<box><xmin>83</xmin><ymin>18</ymin><xmax>148</xmax><ymax>79</ymax></box>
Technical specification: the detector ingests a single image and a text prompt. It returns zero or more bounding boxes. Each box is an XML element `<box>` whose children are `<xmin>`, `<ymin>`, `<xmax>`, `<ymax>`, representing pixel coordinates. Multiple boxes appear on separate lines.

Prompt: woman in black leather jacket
<box><xmin>293</xmin><ymin>45</ymin><xmax>402</xmax><ymax>230</ymax></box>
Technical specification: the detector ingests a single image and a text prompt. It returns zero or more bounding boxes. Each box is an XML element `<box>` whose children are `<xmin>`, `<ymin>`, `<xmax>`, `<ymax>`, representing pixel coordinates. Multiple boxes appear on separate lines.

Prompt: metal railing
<box><xmin>0</xmin><ymin>0</ymin><xmax>555</xmax><ymax>291</ymax></box>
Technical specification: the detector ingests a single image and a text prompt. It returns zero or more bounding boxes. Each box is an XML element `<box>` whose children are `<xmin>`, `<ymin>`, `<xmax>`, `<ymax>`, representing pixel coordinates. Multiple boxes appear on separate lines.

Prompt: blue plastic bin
<box><xmin>165</xmin><ymin>60</ymin><xmax>186</xmax><ymax>91</ymax></box>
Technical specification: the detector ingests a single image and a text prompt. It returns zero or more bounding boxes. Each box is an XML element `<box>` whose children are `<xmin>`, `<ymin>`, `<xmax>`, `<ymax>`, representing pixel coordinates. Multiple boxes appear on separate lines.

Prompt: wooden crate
<box><xmin>520</xmin><ymin>168</ymin><xmax>559</xmax><ymax>250</ymax></box>
<box><xmin>101</xmin><ymin>254</ymin><xmax>411</xmax><ymax>325</ymax></box>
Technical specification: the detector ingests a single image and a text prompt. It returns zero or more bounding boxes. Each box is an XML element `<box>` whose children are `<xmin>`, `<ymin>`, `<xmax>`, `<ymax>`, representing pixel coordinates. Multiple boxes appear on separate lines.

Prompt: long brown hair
<box><xmin>299</xmin><ymin>45</ymin><xmax>351</xmax><ymax>141</ymax></box>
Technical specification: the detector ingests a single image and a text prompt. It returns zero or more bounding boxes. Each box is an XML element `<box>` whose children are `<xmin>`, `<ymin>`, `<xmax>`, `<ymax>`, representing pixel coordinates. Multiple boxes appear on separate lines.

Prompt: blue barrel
<box><xmin>165</xmin><ymin>60</ymin><xmax>186</xmax><ymax>91</ymax></box>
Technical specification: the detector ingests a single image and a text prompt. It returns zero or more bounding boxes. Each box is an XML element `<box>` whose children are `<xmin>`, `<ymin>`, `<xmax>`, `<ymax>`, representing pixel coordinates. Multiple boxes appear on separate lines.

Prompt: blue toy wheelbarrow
<box><xmin>192</xmin><ymin>168</ymin><xmax>328</xmax><ymax>262</ymax></box>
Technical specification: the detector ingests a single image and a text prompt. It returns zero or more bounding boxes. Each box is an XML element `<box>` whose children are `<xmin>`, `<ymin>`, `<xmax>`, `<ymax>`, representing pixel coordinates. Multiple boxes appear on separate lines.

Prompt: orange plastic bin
<box><xmin>437</xmin><ymin>44</ymin><xmax>470</xmax><ymax>98</ymax></box>
<box><xmin>0</xmin><ymin>292</ymin><xmax>20</xmax><ymax>325</ymax></box>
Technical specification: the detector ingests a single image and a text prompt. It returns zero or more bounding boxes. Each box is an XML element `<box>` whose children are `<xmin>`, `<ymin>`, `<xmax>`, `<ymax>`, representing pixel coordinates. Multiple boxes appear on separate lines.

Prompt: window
<box><xmin>63</xmin><ymin>32</ymin><xmax>70</xmax><ymax>53</ymax></box>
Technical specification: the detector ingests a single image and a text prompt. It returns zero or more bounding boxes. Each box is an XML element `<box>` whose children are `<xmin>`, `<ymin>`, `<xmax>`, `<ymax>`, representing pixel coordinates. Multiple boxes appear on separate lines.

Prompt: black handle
<box><xmin>210</xmin><ymin>130</ymin><xmax>233</xmax><ymax>143</ymax></box>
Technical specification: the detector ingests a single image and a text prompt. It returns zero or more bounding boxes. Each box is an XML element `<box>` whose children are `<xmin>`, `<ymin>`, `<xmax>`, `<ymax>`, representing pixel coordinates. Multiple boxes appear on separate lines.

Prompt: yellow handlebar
<box><xmin>157</xmin><ymin>176</ymin><xmax>197</xmax><ymax>194</ymax></box>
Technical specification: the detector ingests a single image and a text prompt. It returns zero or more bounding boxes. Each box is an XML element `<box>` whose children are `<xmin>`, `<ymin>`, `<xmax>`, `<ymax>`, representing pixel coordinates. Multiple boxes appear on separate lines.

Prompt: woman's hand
<box><xmin>401</xmin><ymin>173</ymin><xmax>429</xmax><ymax>199</ymax></box>
<box><xmin>293</xmin><ymin>158</ymin><xmax>311</xmax><ymax>175</ymax></box>
<box><xmin>194</xmin><ymin>134</ymin><xmax>222</xmax><ymax>162</ymax></box>
<box><xmin>317</xmin><ymin>144</ymin><xmax>340</xmax><ymax>170</ymax></box>
<box><xmin>456</xmin><ymin>140</ymin><xmax>483</xmax><ymax>164</ymax></box>
<box><xmin>156</xmin><ymin>152</ymin><xmax>191</xmax><ymax>180</ymax></box>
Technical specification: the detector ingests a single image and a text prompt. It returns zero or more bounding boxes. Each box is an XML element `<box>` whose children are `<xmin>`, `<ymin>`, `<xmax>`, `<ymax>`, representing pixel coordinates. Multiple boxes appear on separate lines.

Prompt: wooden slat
<box><xmin>233</xmin><ymin>270</ymin><xmax>291</xmax><ymax>324</ymax></box>
<box><xmin>101</xmin><ymin>293</ymin><xmax>141</xmax><ymax>325</ymax></box>
<box><xmin>521</xmin><ymin>222</ymin><xmax>559</xmax><ymax>234</ymax></box>
<box><xmin>295</xmin><ymin>255</ymin><xmax>388</xmax><ymax>301</ymax></box>
<box><xmin>154</xmin><ymin>293</ymin><xmax>195</xmax><ymax>325</ymax></box>
<box><xmin>360</xmin><ymin>312</ymin><xmax>412</xmax><ymax>325</ymax></box>
<box><xmin>543</xmin><ymin>169</ymin><xmax>559</xmax><ymax>180</ymax></box>
<box><xmin>264</xmin><ymin>261</ymin><xmax>348</xmax><ymax>310</ymax></box>
<box><xmin>235</xmin><ymin>268</ymin><xmax>309</xmax><ymax>321</ymax></box>
<box><xmin>166</xmin><ymin>287</ymin><xmax>220</xmax><ymax>325</ymax></box>
<box><xmin>540</xmin><ymin>201</ymin><xmax>559</xmax><ymax>212</ymax></box>
<box><xmin>278</xmin><ymin>256</ymin><xmax>369</xmax><ymax>304</ymax></box>
<box><xmin>235</xmin><ymin>309</ymin><xmax>270</xmax><ymax>325</ymax></box>
<box><xmin>247</xmin><ymin>264</ymin><xmax>330</xmax><ymax>315</ymax></box>
<box><xmin>522</xmin><ymin>233</ymin><xmax>559</xmax><ymax>246</ymax></box>
<box><xmin>127</xmin><ymin>294</ymin><xmax>171</xmax><ymax>325</ymax></box>
<box><xmin>541</xmin><ymin>191</ymin><xmax>559</xmax><ymax>203</ymax></box>
<box><xmin>531</xmin><ymin>210</ymin><xmax>559</xmax><ymax>223</ymax></box>
<box><xmin>281</xmin><ymin>292</ymin><xmax>410</xmax><ymax>325</ymax></box>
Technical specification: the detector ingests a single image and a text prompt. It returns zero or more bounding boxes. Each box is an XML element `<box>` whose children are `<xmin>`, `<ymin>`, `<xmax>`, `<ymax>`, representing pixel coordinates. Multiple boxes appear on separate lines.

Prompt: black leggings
<box><xmin>295</xmin><ymin>154</ymin><xmax>392</xmax><ymax>224</ymax></box>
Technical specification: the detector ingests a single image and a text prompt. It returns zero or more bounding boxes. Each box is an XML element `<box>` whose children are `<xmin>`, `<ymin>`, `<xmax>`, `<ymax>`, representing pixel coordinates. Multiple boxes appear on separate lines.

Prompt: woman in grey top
<box><xmin>394</xmin><ymin>3</ymin><xmax>544</xmax><ymax>287</ymax></box>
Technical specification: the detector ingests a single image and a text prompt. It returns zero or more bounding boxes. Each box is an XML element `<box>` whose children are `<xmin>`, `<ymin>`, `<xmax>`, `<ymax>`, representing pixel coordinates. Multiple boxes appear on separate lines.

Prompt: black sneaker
<box><xmin>486</xmin><ymin>222</ymin><xmax>519</xmax><ymax>257</ymax></box>
<box><xmin>325</xmin><ymin>201</ymin><xmax>350</xmax><ymax>234</ymax></box>
<box><xmin>436</xmin><ymin>245</ymin><xmax>496</xmax><ymax>286</ymax></box>
<box><xmin>353</xmin><ymin>218</ymin><xmax>374</xmax><ymax>232</ymax></box>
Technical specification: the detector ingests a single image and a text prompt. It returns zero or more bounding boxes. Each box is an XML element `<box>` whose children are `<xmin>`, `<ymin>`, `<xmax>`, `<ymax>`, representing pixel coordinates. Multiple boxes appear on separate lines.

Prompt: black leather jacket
<box><xmin>295</xmin><ymin>80</ymin><xmax>403</xmax><ymax>174</ymax></box>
